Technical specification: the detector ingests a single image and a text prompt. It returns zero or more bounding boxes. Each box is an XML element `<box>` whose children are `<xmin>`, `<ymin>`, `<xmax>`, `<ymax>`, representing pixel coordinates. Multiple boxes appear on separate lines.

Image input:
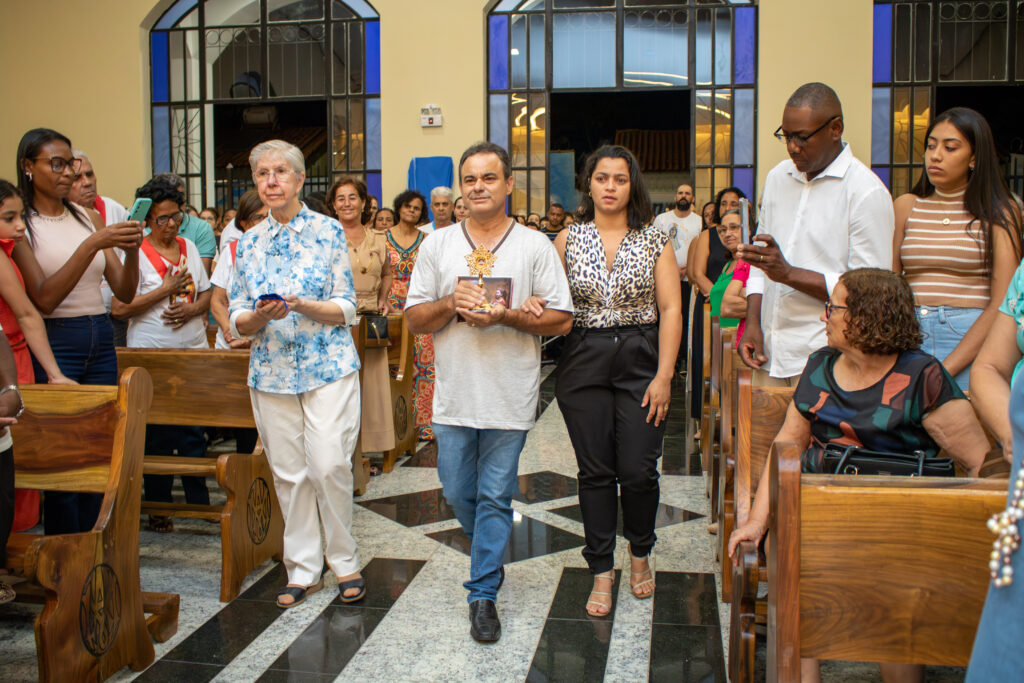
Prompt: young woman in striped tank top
<box><xmin>893</xmin><ymin>107</ymin><xmax>1022</xmax><ymax>390</ymax></box>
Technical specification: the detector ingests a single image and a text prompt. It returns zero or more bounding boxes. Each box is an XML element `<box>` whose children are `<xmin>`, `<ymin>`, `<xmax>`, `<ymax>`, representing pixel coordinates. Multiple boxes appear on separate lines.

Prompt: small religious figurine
<box><xmin>465</xmin><ymin>243</ymin><xmax>497</xmax><ymax>312</ymax></box>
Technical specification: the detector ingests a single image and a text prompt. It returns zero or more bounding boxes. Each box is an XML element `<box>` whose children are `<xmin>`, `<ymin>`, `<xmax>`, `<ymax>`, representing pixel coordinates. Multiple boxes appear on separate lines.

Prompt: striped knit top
<box><xmin>899</xmin><ymin>188</ymin><xmax>989</xmax><ymax>309</ymax></box>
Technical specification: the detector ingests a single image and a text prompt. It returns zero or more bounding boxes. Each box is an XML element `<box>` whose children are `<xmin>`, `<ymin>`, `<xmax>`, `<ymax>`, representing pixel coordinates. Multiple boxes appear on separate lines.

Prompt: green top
<box><xmin>709</xmin><ymin>259</ymin><xmax>739</xmax><ymax>328</ymax></box>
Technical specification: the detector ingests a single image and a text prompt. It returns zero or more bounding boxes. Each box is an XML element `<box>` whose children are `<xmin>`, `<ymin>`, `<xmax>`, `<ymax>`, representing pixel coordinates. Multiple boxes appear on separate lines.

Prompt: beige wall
<box><xmin>373</xmin><ymin>0</ymin><xmax>489</xmax><ymax>204</ymax></box>
<box><xmin>757</xmin><ymin>0</ymin><xmax>874</xmax><ymax>194</ymax></box>
<box><xmin>0</xmin><ymin>0</ymin><xmax>875</xmax><ymax>208</ymax></box>
<box><xmin>0</xmin><ymin>0</ymin><xmax>158</xmax><ymax>206</ymax></box>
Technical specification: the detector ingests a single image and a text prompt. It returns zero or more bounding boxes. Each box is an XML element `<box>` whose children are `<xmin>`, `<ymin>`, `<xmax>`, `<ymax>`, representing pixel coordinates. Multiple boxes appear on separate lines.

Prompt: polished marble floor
<box><xmin>2</xmin><ymin>371</ymin><xmax>729</xmax><ymax>682</ymax></box>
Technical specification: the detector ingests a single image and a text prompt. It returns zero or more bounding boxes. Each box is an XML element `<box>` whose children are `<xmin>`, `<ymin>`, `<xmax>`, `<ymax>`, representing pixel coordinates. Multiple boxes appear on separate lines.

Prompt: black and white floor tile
<box><xmin>3</xmin><ymin>370</ymin><xmax>728</xmax><ymax>682</ymax></box>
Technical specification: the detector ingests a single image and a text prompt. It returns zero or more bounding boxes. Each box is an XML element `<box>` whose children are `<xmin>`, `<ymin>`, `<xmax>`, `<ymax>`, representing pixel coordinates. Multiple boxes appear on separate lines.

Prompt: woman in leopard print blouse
<box><xmin>553</xmin><ymin>145</ymin><xmax>682</xmax><ymax>617</ymax></box>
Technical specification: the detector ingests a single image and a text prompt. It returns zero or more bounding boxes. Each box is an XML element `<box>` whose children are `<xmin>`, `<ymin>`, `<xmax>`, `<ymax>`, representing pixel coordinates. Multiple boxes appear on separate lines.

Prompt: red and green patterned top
<box><xmin>386</xmin><ymin>231</ymin><xmax>426</xmax><ymax>311</ymax></box>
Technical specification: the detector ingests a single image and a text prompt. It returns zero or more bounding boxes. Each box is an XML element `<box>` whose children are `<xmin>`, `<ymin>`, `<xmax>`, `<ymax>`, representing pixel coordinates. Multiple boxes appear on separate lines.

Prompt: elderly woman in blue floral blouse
<box><xmin>229</xmin><ymin>140</ymin><xmax>365</xmax><ymax>608</ymax></box>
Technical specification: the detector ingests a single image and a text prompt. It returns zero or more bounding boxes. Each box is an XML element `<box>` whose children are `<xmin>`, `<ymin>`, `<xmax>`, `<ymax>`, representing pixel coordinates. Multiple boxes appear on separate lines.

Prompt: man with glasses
<box><xmin>735</xmin><ymin>82</ymin><xmax>894</xmax><ymax>386</ymax></box>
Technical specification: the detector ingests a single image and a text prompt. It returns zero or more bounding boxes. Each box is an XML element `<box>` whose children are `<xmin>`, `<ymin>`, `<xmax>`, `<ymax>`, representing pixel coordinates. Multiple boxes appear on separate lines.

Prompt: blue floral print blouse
<box><xmin>999</xmin><ymin>261</ymin><xmax>1024</xmax><ymax>388</ymax></box>
<box><xmin>229</xmin><ymin>204</ymin><xmax>359</xmax><ymax>394</ymax></box>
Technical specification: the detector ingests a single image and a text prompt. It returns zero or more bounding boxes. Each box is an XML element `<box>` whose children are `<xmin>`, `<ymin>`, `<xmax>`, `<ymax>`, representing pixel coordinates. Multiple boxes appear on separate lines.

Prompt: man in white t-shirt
<box><xmin>419</xmin><ymin>186</ymin><xmax>455</xmax><ymax>234</ymax></box>
<box><xmin>406</xmin><ymin>142</ymin><xmax>573</xmax><ymax>644</ymax></box>
<box><xmin>653</xmin><ymin>183</ymin><xmax>702</xmax><ymax>366</ymax></box>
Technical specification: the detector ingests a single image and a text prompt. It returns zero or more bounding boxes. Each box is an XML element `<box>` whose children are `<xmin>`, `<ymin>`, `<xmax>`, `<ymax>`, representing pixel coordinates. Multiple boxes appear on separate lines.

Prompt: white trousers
<box><xmin>250</xmin><ymin>373</ymin><xmax>361</xmax><ymax>585</ymax></box>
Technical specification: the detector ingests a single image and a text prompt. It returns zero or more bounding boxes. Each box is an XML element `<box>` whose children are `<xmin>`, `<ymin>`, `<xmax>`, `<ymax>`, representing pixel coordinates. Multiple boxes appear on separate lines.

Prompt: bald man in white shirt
<box><xmin>736</xmin><ymin>82</ymin><xmax>894</xmax><ymax>386</ymax></box>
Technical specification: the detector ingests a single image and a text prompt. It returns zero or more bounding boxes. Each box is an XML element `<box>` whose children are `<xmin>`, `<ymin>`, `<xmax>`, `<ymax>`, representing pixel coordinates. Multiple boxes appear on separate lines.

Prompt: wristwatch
<box><xmin>0</xmin><ymin>384</ymin><xmax>25</xmax><ymax>419</ymax></box>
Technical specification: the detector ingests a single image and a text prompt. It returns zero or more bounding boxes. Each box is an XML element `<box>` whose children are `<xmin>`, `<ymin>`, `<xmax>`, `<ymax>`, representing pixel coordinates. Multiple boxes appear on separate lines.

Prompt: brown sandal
<box><xmin>0</xmin><ymin>581</ymin><xmax>15</xmax><ymax>605</ymax></box>
<box><xmin>146</xmin><ymin>515</ymin><xmax>174</xmax><ymax>533</ymax></box>
<box><xmin>585</xmin><ymin>571</ymin><xmax>615</xmax><ymax>617</ymax></box>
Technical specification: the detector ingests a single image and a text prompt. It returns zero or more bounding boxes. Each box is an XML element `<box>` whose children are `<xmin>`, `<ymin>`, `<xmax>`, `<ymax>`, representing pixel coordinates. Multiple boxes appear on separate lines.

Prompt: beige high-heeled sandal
<box><xmin>627</xmin><ymin>548</ymin><xmax>655</xmax><ymax>599</ymax></box>
<box><xmin>585</xmin><ymin>570</ymin><xmax>615</xmax><ymax>617</ymax></box>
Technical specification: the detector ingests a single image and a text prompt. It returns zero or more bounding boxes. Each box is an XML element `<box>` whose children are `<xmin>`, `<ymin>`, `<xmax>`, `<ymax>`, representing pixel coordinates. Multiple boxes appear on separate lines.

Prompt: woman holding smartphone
<box><xmin>13</xmin><ymin>128</ymin><xmax>141</xmax><ymax>534</ymax></box>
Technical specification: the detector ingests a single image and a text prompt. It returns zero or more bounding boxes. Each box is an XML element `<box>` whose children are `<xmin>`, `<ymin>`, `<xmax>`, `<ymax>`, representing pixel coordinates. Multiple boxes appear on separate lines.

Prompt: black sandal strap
<box><xmin>338</xmin><ymin>578</ymin><xmax>365</xmax><ymax>592</ymax></box>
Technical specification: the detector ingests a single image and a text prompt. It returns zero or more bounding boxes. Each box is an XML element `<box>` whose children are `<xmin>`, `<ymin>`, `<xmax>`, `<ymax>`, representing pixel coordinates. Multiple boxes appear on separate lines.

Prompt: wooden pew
<box><xmin>766</xmin><ymin>442</ymin><xmax>1006</xmax><ymax>681</ymax></box>
<box><xmin>116</xmin><ymin>347</ymin><xmax>285</xmax><ymax>603</ymax></box>
<box><xmin>699</xmin><ymin>302</ymin><xmax>712</xmax><ymax>494</ymax></box>
<box><xmin>715</xmin><ymin>339</ymin><xmax>740</xmax><ymax>582</ymax></box>
<box><xmin>704</xmin><ymin>321</ymin><xmax>734</xmax><ymax>529</ymax></box>
<box><xmin>727</xmin><ymin>373</ymin><xmax>794</xmax><ymax>682</ymax></box>
<box><xmin>4</xmin><ymin>368</ymin><xmax>180</xmax><ymax>682</ymax></box>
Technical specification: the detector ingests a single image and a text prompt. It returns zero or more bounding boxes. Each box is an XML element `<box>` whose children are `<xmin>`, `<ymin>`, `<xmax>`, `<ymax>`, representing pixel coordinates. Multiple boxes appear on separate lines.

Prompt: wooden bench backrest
<box><xmin>720</xmin><ymin>343</ymin><xmax>739</xmax><ymax>459</ymax></box>
<box><xmin>117</xmin><ymin>348</ymin><xmax>254</xmax><ymax>428</ymax></box>
<box><xmin>768</xmin><ymin>442</ymin><xmax>1006</xmax><ymax>677</ymax></box>
<box><xmin>12</xmin><ymin>368</ymin><xmax>152</xmax><ymax>496</ymax></box>
<box><xmin>734</xmin><ymin>369</ymin><xmax>792</xmax><ymax>521</ymax></box>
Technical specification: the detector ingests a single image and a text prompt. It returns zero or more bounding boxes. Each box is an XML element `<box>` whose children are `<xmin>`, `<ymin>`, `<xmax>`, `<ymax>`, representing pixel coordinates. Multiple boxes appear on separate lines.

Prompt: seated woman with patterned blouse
<box><xmin>727</xmin><ymin>268</ymin><xmax>988</xmax><ymax>683</ymax></box>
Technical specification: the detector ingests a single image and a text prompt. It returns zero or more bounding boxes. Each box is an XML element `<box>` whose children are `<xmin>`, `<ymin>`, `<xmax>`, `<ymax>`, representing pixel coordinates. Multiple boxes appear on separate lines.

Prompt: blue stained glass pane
<box><xmin>155</xmin><ymin>0</ymin><xmax>197</xmax><ymax>30</ymax></box>
<box><xmin>553</xmin><ymin>12</ymin><xmax>615</xmax><ymax>88</ymax></box>
<box><xmin>872</xmin><ymin>3</ymin><xmax>892</xmax><ymax>83</ymax></box>
<box><xmin>151</xmin><ymin>33</ymin><xmax>169</xmax><ymax>103</ymax></box>
<box><xmin>733</xmin><ymin>89</ymin><xmax>754</xmax><ymax>165</ymax></box>
<box><xmin>871</xmin><ymin>87</ymin><xmax>890</xmax><ymax>166</ymax></box>
<box><xmin>714</xmin><ymin>9</ymin><xmax>731</xmax><ymax>85</ymax></box>
<box><xmin>872</xmin><ymin>166</ymin><xmax>890</xmax><ymax>188</ymax></box>
<box><xmin>152</xmin><ymin>107</ymin><xmax>170</xmax><ymax>174</ymax></box>
<box><xmin>695</xmin><ymin>9</ymin><xmax>712</xmax><ymax>86</ymax></box>
<box><xmin>489</xmin><ymin>94</ymin><xmax>509</xmax><ymax>152</ymax></box>
<box><xmin>343</xmin><ymin>0</ymin><xmax>378</xmax><ymax>18</ymax></box>
<box><xmin>529</xmin><ymin>14</ymin><xmax>545</xmax><ymax>89</ymax></box>
<box><xmin>365</xmin><ymin>21</ymin><xmax>381</xmax><ymax>95</ymax></box>
<box><xmin>366</xmin><ymin>98</ymin><xmax>381</xmax><ymax>169</ymax></box>
<box><xmin>367</xmin><ymin>173</ymin><xmax>382</xmax><ymax>207</ymax></box>
<box><xmin>733</xmin><ymin>7</ymin><xmax>755</xmax><ymax>85</ymax></box>
<box><xmin>489</xmin><ymin>15</ymin><xmax>510</xmax><ymax>90</ymax></box>
<box><xmin>733</xmin><ymin>167</ymin><xmax>754</xmax><ymax>205</ymax></box>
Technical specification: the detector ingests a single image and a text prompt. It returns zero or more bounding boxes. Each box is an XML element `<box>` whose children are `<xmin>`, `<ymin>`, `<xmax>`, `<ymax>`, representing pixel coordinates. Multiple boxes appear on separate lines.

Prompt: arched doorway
<box><xmin>149</xmin><ymin>0</ymin><xmax>381</xmax><ymax>211</ymax></box>
<box><xmin>486</xmin><ymin>0</ymin><xmax>758</xmax><ymax>216</ymax></box>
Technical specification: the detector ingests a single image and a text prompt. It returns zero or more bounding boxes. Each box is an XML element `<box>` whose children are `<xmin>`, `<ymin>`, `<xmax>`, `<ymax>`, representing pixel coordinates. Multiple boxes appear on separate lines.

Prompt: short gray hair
<box><xmin>430</xmin><ymin>186</ymin><xmax>453</xmax><ymax>202</ymax></box>
<box><xmin>249</xmin><ymin>140</ymin><xmax>305</xmax><ymax>177</ymax></box>
<box><xmin>154</xmin><ymin>172</ymin><xmax>186</xmax><ymax>189</ymax></box>
<box><xmin>73</xmin><ymin>149</ymin><xmax>90</xmax><ymax>160</ymax></box>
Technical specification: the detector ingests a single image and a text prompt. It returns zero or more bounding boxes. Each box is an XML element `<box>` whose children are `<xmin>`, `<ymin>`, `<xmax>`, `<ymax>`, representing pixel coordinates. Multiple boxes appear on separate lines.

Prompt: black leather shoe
<box><xmin>469</xmin><ymin>599</ymin><xmax>501</xmax><ymax>643</ymax></box>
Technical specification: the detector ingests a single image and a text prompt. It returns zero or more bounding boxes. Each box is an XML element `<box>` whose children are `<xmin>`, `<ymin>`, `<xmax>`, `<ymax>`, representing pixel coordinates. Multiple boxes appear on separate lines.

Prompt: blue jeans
<box><xmin>35</xmin><ymin>314</ymin><xmax>118</xmax><ymax>535</ymax></box>
<box><xmin>434</xmin><ymin>423</ymin><xmax>527</xmax><ymax>603</ymax></box>
<box><xmin>916</xmin><ymin>305</ymin><xmax>983</xmax><ymax>392</ymax></box>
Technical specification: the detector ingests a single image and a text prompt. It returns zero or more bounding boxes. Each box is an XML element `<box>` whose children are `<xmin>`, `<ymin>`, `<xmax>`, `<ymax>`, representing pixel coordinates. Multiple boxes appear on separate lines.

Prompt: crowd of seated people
<box><xmin>1</xmin><ymin>78</ymin><xmax>1024</xmax><ymax>677</ymax></box>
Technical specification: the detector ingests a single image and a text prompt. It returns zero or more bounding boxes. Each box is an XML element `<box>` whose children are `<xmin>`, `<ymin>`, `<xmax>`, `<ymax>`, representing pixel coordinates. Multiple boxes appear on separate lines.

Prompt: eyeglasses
<box><xmin>254</xmin><ymin>168</ymin><xmax>295</xmax><ymax>183</ymax></box>
<box><xmin>773</xmin><ymin>116</ymin><xmax>840</xmax><ymax>148</ymax></box>
<box><xmin>824</xmin><ymin>300</ymin><xmax>848</xmax><ymax>319</ymax></box>
<box><xmin>717</xmin><ymin>224</ymin><xmax>741</xmax><ymax>237</ymax></box>
<box><xmin>152</xmin><ymin>212</ymin><xmax>184</xmax><ymax>227</ymax></box>
<box><xmin>32</xmin><ymin>156</ymin><xmax>82</xmax><ymax>174</ymax></box>
<box><xmin>249</xmin><ymin>212</ymin><xmax>268</xmax><ymax>223</ymax></box>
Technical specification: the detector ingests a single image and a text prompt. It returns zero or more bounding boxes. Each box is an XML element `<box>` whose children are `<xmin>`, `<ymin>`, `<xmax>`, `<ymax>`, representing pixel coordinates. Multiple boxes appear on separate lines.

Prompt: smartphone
<box><xmin>127</xmin><ymin>197</ymin><xmax>152</xmax><ymax>224</ymax></box>
<box><xmin>255</xmin><ymin>293</ymin><xmax>289</xmax><ymax>312</ymax></box>
<box><xmin>739</xmin><ymin>198</ymin><xmax>750</xmax><ymax>245</ymax></box>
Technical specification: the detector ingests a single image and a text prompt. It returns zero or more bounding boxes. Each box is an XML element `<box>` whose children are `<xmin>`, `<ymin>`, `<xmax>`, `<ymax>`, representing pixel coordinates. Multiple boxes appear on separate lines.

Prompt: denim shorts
<box><xmin>915</xmin><ymin>305</ymin><xmax>983</xmax><ymax>392</ymax></box>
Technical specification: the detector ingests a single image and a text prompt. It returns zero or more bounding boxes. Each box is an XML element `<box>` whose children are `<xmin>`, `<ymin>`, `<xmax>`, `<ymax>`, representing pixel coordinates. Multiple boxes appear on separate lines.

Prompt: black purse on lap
<box><xmin>803</xmin><ymin>443</ymin><xmax>955</xmax><ymax>477</ymax></box>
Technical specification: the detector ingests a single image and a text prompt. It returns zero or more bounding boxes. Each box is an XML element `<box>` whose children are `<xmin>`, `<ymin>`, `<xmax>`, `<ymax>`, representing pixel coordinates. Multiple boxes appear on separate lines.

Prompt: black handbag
<box><xmin>361</xmin><ymin>314</ymin><xmax>390</xmax><ymax>349</ymax></box>
<box><xmin>805</xmin><ymin>443</ymin><xmax>955</xmax><ymax>477</ymax></box>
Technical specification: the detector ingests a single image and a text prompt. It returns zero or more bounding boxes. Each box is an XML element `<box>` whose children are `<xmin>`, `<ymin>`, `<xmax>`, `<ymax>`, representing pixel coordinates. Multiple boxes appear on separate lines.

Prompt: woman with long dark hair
<box><xmin>893</xmin><ymin>107</ymin><xmax>1023</xmax><ymax>390</ymax></box>
<box><xmin>554</xmin><ymin>145</ymin><xmax>682</xmax><ymax>616</ymax></box>
<box><xmin>13</xmin><ymin>128</ymin><xmax>141</xmax><ymax>534</ymax></box>
<box><xmin>688</xmin><ymin>186</ymin><xmax>747</xmax><ymax>421</ymax></box>
<box><xmin>387</xmin><ymin>190</ymin><xmax>435</xmax><ymax>440</ymax></box>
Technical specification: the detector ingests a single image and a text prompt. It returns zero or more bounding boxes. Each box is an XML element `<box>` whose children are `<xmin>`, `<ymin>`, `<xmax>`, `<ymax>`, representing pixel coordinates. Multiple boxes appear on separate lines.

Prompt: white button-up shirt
<box><xmin>747</xmin><ymin>143</ymin><xmax>894</xmax><ymax>378</ymax></box>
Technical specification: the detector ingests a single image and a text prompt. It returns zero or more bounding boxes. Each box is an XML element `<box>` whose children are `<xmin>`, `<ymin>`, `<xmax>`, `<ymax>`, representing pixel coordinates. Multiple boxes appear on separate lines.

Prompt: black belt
<box><xmin>574</xmin><ymin>323</ymin><xmax>657</xmax><ymax>336</ymax></box>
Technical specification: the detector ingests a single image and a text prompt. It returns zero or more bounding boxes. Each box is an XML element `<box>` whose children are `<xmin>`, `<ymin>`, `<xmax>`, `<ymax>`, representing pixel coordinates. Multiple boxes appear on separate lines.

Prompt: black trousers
<box><xmin>0</xmin><ymin>447</ymin><xmax>12</xmax><ymax>565</ymax></box>
<box><xmin>556</xmin><ymin>326</ymin><xmax>665</xmax><ymax>574</ymax></box>
<box><xmin>143</xmin><ymin>425</ymin><xmax>211</xmax><ymax>505</ymax></box>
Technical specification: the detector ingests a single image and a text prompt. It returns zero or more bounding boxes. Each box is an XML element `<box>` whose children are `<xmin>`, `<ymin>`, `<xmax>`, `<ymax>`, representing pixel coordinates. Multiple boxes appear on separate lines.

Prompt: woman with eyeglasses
<box><xmin>12</xmin><ymin>128</ymin><xmax>142</xmax><ymax>535</ymax></box>
<box><xmin>728</xmin><ymin>267</ymin><xmax>987</xmax><ymax>683</ymax></box>
<box><xmin>892</xmin><ymin>107</ymin><xmax>1023</xmax><ymax>391</ymax></box>
<box><xmin>111</xmin><ymin>176</ymin><xmax>212</xmax><ymax>531</ymax></box>
<box><xmin>708</xmin><ymin>209</ymin><xmax>745</xmax><ymax>331</ymax></box>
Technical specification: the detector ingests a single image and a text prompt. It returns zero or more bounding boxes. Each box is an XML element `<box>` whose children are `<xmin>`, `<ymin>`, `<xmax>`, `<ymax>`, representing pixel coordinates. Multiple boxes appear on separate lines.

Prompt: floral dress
<box><xmin>386</xmin><ymin>231</ymin><xmax>434</xmax><ymax>440</ymax></box>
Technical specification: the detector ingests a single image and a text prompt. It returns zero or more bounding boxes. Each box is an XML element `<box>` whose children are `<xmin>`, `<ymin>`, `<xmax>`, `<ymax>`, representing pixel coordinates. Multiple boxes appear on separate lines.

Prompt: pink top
<box><xmin>731</xmin><ymin>261</ymin><xmax>751</xmax><ymax>346</ymax></box>
<box><xmin>30</xmin><ymin>203</ymin><xmax>106</xmax><ymax>318</ymax></box>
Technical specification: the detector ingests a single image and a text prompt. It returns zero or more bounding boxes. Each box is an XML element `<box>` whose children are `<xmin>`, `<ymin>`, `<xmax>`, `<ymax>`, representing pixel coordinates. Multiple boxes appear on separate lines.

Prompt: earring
<box><xmin>25</xmin><ymin>171</ymin><xmax>32</xmax><ymax>182</ymax></box>
<box><xmin>970</xmin><ymin>164</ymin><xmax>975</xmax><ymax>171</ymax></box>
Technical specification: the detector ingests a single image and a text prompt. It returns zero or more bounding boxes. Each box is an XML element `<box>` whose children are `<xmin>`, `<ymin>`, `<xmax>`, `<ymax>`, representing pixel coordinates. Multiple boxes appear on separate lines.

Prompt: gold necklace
<box><xmin>347</xmin><ymin>226</ymin><xmax>370</xmax><ymax>274</ymax></box>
